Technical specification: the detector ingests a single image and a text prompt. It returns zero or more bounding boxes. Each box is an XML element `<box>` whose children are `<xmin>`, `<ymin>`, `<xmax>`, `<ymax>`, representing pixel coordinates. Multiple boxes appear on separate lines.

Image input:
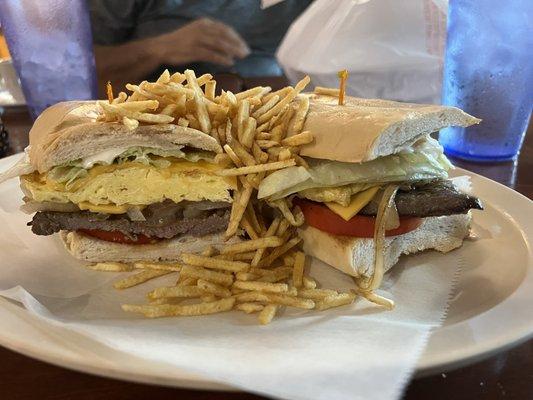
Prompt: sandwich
<box><xmin>0</xmin><ymin>71</ymin><xmax>340</xmax><ymax>323</ymax></box>
<box><xmin>258</xmin><ymin>93</ymin><xmax>483</xmax><ymax>290</ymax></box>
<box><xmin>0</xmin><ymin>70</ymin><xmax>483</xmax><ymax>322</ymax></box>
<box><xmin>0</xmin><ymin>69</ymin><xmax>313</xmax><ymax>275</ymax></box>
<box><xmin>15</xmin><ymin>101</ymin><xmax>238</xmax><ymax>263</ymax></box>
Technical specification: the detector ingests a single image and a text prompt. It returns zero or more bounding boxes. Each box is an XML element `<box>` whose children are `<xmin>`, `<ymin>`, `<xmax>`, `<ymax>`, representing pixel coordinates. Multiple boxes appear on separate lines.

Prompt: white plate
<box><xmin>0</xmin><ymin>154</ymin><xmax>531</xmax><ymax>388</ymax></box>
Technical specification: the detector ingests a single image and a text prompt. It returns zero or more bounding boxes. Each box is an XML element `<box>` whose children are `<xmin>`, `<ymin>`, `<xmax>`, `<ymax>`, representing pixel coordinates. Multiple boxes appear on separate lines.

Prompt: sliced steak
<box><xmin>30</xmin><ymin>200</ymin><xmax>230</xmax><ymax>239</ymax></box>
<box><xmin>359</xmin><ymin>180</ymin><xmax>483</xmax><ymax>218</ymax></box>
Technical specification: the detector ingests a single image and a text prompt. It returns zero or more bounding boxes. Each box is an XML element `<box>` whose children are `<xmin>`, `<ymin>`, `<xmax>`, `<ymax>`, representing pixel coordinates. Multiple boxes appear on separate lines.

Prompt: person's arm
<box><xmin>94</xmin><ymin>37</ymin><xmax>161</xmax><ymax>95</ymax></box>
<box><xmin>94</xmin><ymin>18</ymin><xmax>250</xmax><ymax>95</ymax></box>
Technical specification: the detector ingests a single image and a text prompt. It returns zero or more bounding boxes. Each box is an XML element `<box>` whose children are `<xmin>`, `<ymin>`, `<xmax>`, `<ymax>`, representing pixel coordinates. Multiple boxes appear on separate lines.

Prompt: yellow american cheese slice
<box><xmin>325</xmin><ymin>186</ymin><xmax>380</xmax><ymax>221</ymax></box>
<box><xmin>78</xmin><ymin>202</ymin><xmax>145</xmax><ymax>214</ymax></box>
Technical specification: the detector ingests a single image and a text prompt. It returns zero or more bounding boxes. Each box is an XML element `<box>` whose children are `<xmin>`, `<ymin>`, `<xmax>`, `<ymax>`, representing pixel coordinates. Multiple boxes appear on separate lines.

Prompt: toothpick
<box><xmin>337</xmin><ymin>70</ymin><xmax>348</xmax><ymax>106</ymax></box>
<box><xmin>106</xmin><ymin>81</ymin><xmax>114</xmax><ymax>103</ymax></box>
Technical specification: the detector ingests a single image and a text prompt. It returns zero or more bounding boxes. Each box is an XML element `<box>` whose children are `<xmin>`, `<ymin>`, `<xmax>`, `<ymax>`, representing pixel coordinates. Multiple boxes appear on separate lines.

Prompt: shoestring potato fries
<box><xmin>93</xmin><ymin>70</ymin><xmax>389</xmax><ymax>325</ymax></box>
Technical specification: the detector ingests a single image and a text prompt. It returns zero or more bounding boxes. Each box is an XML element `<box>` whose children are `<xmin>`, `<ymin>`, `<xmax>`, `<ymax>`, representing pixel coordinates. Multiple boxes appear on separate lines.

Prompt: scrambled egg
<box><xmin>21</xmin><ymin>159</ymin><xmax>236</xmax><ymax>206</ymax></box>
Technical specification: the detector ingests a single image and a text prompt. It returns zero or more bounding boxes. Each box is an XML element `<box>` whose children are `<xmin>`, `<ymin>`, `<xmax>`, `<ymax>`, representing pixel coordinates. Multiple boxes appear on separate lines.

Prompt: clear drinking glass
<box><xmin>440</xmin><ymin>0</ymin><xmax>533</xmax><ymax>162</ymax></box>
<box><xmin>0</xmin><ymin>0</ymin><xmax>97</xmax><ymax>119</ymax></box>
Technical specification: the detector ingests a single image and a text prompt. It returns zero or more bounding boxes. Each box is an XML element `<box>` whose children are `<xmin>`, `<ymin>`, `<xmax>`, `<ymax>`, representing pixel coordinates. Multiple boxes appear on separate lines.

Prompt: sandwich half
<box><xmin>258</xmin><ymin>94</ymin><xmax>483</xmax><ymax>287</ymax></box>
<box><xmin>18</xmin><ymin>101</ymin><xmax>237</xmax><ymax>263</ymax></box>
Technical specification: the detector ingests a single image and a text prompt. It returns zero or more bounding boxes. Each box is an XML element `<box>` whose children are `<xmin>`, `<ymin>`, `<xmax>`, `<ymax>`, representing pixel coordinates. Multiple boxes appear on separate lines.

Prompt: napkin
<box><xmin>0</xmin><ymin>177</ymin><xmax>461</xmax><ymax>400</ymax></box>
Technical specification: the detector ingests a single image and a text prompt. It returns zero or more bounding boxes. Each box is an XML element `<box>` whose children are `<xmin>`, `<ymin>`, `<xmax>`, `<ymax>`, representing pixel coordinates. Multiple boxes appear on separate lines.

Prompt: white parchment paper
<box><xmin>0</xmin><ymin>177</ymin><xmax>461</xmax><ymax>400</ymax></box>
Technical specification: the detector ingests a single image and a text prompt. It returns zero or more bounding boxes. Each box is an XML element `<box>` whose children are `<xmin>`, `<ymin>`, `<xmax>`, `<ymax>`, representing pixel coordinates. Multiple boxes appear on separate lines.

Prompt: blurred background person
<box><xmin>90</xmin><ymin>0</ymin><xmax>312</xmax><ymax>94</ymax></box>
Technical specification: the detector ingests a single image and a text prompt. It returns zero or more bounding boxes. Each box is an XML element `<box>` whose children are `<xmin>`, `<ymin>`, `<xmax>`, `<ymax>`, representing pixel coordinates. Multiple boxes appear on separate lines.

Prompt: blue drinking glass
<box><xmin>0</xmin><ymin>0</ymin><xmax>97</xmax><ymax>119</ymax></box>
<box><xmin>440</xmin><ymin>0</ymin><xmax>533</xmax><ymax>162</ymax></box>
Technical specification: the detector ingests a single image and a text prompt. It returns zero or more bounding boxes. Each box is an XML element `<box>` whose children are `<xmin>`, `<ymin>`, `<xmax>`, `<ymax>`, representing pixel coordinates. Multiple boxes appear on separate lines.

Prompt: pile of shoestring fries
<box><xmin>98</xmin><ymin>69</ymin><xmax>314</xmax><ymax>239</ymax></box>
<box><xmin>93</xmin><ymin>70</ymin><xmax>392</xmax><ymax>325</ymax></box>
<box><xmin>90</xmin><ymin>239</ymin><xmax>359</xmax><ymax>325</ymax></box>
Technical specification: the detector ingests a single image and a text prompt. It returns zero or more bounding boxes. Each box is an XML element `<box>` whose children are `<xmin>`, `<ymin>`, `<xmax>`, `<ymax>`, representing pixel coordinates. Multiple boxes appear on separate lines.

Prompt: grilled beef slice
<box><xmin>30</xmin><ymin>200</ymin><xmax>230</xmax><ymax>239</ymax></box>
<box><xmin>359</xmin><ymin>180</ymin><xmax>483</xmax><ymax>217</ymax></box>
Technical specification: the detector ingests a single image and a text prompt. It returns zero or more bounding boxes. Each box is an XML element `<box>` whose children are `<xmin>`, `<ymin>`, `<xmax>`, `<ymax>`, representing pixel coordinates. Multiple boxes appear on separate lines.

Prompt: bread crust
<box><xmin>300</xmin><ymin>94</ymin><xmax>480</xmax><ymax>163</ymax></box>
<box><xmin>28</xmin><ymin>97</ymin><xmax>480</xmax><ymax>172</ymax></box>
<box><xmin>60</xmin><ymin>230</ymin><xmax>239</xmax><ymax>263</ymax></box>
<box><xmin>29</xmin><ymin>101</ymin><xmax>222</xmax><ymax>173</ymax></box>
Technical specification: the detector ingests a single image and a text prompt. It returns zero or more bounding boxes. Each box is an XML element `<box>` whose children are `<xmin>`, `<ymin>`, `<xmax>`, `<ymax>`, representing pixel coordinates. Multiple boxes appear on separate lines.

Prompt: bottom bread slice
<box><xmin>60</xmin><ymin>231</ymin><xmax>237</xmax><ymax>263</ymax></box>
<box><xmin>299</xmin><ymin>213</ymin><xmax>471</xmax><ymax>278</ymax></box>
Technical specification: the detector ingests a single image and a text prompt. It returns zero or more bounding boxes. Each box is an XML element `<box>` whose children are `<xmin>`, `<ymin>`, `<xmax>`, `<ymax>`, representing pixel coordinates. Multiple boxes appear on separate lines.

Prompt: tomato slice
<box><xmin>294</xmin><ymin>199</ymin><xmax>422</xmax><ymax>237</ymax></box>
<box><xmin>78</xmin><ymin>229</ymin><xmax>157</xmax><ymax>245</ymax></box>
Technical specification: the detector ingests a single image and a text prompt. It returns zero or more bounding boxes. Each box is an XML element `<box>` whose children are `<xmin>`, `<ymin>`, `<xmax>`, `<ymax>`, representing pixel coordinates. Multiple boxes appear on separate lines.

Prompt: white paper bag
<box><xmin>277</xmin><ymin>0</ymin><xmax>448</xmax><ymax>104</ymax></box>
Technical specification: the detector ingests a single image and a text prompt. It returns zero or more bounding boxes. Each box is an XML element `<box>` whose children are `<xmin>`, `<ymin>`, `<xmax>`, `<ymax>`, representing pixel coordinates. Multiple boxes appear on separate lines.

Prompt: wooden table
<box><xmin>0</xmin><ymin>104</ymin><xmax>531</xmax><ymax>400</ymax></box>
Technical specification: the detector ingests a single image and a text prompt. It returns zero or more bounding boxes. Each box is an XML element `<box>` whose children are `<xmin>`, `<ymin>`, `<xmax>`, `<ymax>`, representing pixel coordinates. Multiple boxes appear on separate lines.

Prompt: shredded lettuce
<box><xmin>48</xmin><ymin>147</ymin><xmax>214</xmax><ymax>186</ymax></box>
<box><xmin>105</xmin><ymin>146</ymin><xmax>214</xmax><ymax>165</ymax></box>
<box><xmin>47</xmin><ymin>166</ymin><xmax>89</xmax><ymax>189</ymax></box>
<box><xmin>258</xmin><ymin>138</ymin><xmax>452</xmax><ymax>200</ymax></box>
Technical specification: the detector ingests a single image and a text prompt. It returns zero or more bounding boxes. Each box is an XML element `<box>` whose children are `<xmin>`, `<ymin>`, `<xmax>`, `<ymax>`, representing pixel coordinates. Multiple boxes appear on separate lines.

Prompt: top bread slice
<box><xmin>299</xmin><ymin>94</ymin><xmax>480</xmax><ymax>163</ymax></box>
<box><xmin>28</xmin><ymin>101</ymin><xmax>222</xmax><ymax>173</ymax></box>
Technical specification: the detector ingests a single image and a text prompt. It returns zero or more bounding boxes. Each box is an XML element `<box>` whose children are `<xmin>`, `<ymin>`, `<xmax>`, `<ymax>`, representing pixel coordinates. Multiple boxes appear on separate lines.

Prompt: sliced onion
<box><xmin>20</xmin><ymin>200</ymin><xmax>80</xmax><ymax>214</ymax></box>
<box><xmin>384</xmin><ymin>202</ymin><xmax>400</xmax><ymax>230</ymax></box>
<box><xmin>127</xmin><ymin>206</ymin><xmax>146</xmax><ymax>221</ymax></box>
<box><xmin>355</xmin><ymin>184</ymin><xmax>399</xmax><ymax>293</ymax></box>
<box><xmin>190</xmin><ymin>201</ymin><xmax>231</xmax><ymax>210</ymax></box>
<box><xmin>183</xmin><ymin>206</ymin><xmax>204</xmax><ymax>219</ymax></box>
<box><xmin>352</xmin><ymin>285</ymin><xmax>395</xmax><ymax>310</ymax></box>
<box><xmin>180</xmin><ymin>201</ymin><xmax>230</xmax><ymax>218</ymax></box>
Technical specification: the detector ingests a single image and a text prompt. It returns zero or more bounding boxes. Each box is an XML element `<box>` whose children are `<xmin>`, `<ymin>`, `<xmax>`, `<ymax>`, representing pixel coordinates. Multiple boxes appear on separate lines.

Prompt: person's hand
<box><xmin>151</xmin><ymin>18</ymin><xmax>250</xmax><ymax>66</ymax></box>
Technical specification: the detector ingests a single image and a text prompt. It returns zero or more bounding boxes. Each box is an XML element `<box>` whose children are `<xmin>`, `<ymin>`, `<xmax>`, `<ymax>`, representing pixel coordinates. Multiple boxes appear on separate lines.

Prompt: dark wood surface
<box><xmin>0</xmin><ymin>99</ymin><xmax>531</xmax><ymax>400</ymax></box>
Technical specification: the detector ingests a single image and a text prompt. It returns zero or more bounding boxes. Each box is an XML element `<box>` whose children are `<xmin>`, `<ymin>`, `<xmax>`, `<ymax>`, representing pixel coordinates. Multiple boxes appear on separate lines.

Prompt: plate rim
<box><xmin>0</xmin><ymin>298</ymin><xmax>236</xmax><ymax>391</ymax></box>
<box><xmin>415</xmin><ymin>167</ymin><xmax>533</xmax><ymax>374</ymax></box>
<box><xmin>0</xmin><ymin>153</ymin><xmax>531</xmax><ymax>388</ymax></box>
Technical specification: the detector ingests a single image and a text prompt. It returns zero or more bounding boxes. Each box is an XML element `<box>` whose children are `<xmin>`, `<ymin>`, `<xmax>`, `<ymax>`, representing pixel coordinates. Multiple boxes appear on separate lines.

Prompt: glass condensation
<box><xmin>440</xmin><ymin>0</ymin><xmax>533</xmax><ymax>161</ymax></box>
<box><xmin>0</xmin><ymin>0</ymin><xmax>97</xmax><ymax>119</ymax></box>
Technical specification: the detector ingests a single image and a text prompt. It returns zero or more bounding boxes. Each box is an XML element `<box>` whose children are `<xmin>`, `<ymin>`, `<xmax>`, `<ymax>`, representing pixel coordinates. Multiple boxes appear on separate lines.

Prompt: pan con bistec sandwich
<box><xmin>12</xmin><ymin>70</ymin><xmax>312</xmax><ymax>268</ymax></box>
<box><xmin>0</xmin><ymin>70</ymin><xmax>482</xmax><ymax>323</ymax></box>
<box><xmin>258</xmin><ymin>92</ymin><xmax>483</xmax><ymax>291</ymax></box>
<box><xmin>19</xmin><ymin>101</ymin><xmax>238</xmax><ymax>262</ymax></box>
<box><xmin>1</xmin><ymin>70</ymin><xmax>331</xmax><ymax>323</ymax></box>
